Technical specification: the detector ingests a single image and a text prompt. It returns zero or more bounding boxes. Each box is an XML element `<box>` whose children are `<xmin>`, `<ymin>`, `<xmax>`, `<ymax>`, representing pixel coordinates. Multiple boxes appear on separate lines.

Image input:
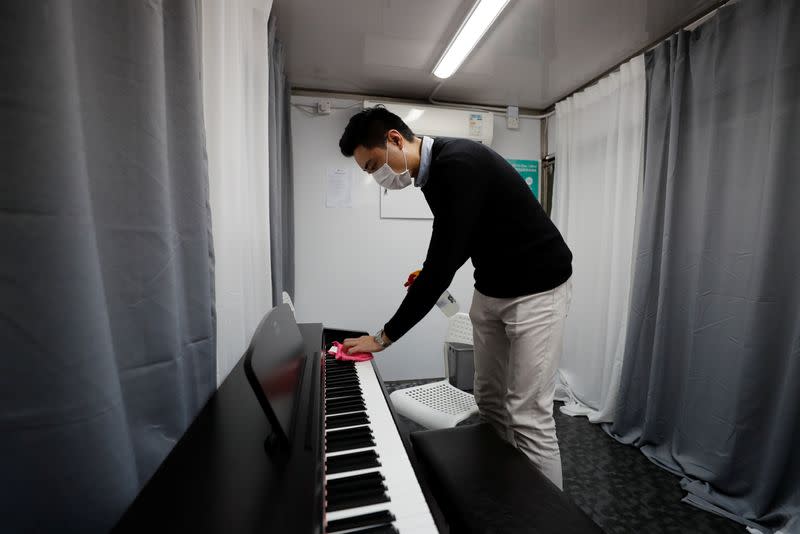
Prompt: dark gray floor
<box><xmin>386</xmin><ymin>379</ymin><xmax>745</xmax><ymax>534</ymax></box>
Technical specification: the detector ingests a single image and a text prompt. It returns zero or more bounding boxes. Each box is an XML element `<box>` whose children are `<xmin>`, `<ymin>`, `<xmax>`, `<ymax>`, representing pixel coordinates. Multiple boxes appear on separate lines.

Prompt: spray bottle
<box><xmin>404</xmin><ymin>269</ymin><xmax>459</xmax><ymax>317</ymax></box>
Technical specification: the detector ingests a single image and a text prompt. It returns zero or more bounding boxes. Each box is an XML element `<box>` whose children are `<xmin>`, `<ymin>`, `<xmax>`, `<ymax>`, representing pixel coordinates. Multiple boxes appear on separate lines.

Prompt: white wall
<box><xmin>291</xmin><ymin>95</ymin><xmax>540</xmax><ymax>380</ymax></box>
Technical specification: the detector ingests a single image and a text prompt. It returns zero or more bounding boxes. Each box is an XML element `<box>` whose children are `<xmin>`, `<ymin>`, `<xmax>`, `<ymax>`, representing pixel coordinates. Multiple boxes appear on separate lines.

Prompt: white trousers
<box><xmin>470</xmin><ymin>279</ymin><xmax>572</xmax><ymax>490</ymax></box>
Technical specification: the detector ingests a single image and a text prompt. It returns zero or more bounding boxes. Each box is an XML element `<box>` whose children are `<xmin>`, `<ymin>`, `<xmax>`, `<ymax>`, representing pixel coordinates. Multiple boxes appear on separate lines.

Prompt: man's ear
<box><xmin>386</xmin><ymin>129</ymin><xmax>402</xmax><ymax>147</ymax></box>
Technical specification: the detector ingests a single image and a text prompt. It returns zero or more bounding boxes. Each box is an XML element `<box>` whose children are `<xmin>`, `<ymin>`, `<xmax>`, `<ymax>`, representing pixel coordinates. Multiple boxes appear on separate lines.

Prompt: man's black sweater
<box><xmin>383</xmin><ymin>137</ymin><xmax>573</xmax><ymax>342</ymax></box>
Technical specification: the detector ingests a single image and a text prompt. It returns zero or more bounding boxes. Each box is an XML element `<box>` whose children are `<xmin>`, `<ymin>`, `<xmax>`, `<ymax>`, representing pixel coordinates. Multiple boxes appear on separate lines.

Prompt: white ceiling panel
<box><xmin>275</xmin><ymin>0</ymin><xmax>720</xmax><ymax>109</ymax></box>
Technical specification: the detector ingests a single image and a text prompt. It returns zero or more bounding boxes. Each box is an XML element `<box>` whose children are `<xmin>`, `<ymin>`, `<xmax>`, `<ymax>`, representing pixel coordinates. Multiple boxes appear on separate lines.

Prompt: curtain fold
<box><xmin>608</xmin><ymin>0</ymin><xmax>800</xmax><ymax>530</ymax></box>
<box><xmin>0</xmin><ymin>2</ymin><xmax>216</xmax><ymax>532</ymax></box>
<box><xmin>201</xmin><ymin>0</ymin><xmax>274</xmax><ymax>385</ymax></box>
<box><xmin>268</xmin><ymin>15</ymin><xmax>295</xmax><ymax>307</ymax></box>
<box><xmin>551</xmin><ymin>55</ymin><xmax>646</xmax><ymax>424</ymax></box>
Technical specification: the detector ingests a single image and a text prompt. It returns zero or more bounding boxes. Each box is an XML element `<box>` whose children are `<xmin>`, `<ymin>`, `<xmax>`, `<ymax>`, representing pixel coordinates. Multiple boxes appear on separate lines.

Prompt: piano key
<box><xmin>325</xmin><ymin>510</ymin><xmax>395</xmax><ymax>534</ymax></box>
<box><xmin>326</xmin><ymin>383</ymin><xmax>361</xmax><ymax>393</ymax></box>
<box><xmin>325</xmin><ymin>377</ymin><xmax>358</xmax><ymax>388</ymax></box>
<box><xmin>326</xmin><ymin>413</ymin><xmax>370</xmax><ymax>430</ymax></box>
<box><xmin>327</xmin><ymin>471</ymin><xmax>384</xmax><ymax>489</ymax></box>
<box><xmin>326</xmin><ymin>450</ymin><xmax>381</xmax><ymax>475</ymax></box>
<box><xmin>325</xmin><ymin>427</ymin><xmax>372</xmax><ymax>440</ymax></box>
<box><xmin>327</xmin><ymin>482</ymin><xmax>388</xmax><ymax>507</ymax></box>
<box><xmin>346</xmin><ymin>526</ymin><xmax>399</xmax><ymax>534</ymax></box>
<box><xmin>327</xmin><ymin>370</ymin><xmax>356</xmax><ymax>377</ymax></box>
<box><xmin>323</xmin><ymin>358</ymin><xmax>437</xmax><ymax>532</ymax></box>
<box><xmin>329</xmin><ymin>527</ymin><xmax>399</xmax><ymax>534</ymax></box>
<box><xmin>324</xmin><ymin>362</ymin><xmax>437</xmax><ymax>531</ymax></box>
<box><xmin>327</xmin><ymin>492</ymin><xmax>390</xmax><ymax>513</ymax></box>
<box><xmin>327</xmin><ymin>403</ymin><xmax>367</xmax><ymax>416</ymax></box>
<box><xmin>327</xmin><ymin>482</ymin><xmax>387</xmax><ymax>505</ymax></box>
<box><xmin>326</xmin><ymin>426</ymin><xmax>373</xmax><ymax>441</ymax></box>
<box><xmin>327</xmin><ymin>387</ymin><xmax>363</xmax><ymax>399</ymax></box>
<box><xmin>326</xmin><ymin>436</ymin><xmax>375</xmax><ymax>453</ymax></box>
<box><xmin>325</xmin><ymin>396</ymin><xmax>364</xmax><ymax>408</ymax></box>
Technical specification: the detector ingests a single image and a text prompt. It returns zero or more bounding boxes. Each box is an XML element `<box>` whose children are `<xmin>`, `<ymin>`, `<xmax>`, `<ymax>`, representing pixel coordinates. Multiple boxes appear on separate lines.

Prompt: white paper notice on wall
<box><xmin>326</xmin><ymin>168</ymin><xmax>352</xmax><ymax>208</ymax></box>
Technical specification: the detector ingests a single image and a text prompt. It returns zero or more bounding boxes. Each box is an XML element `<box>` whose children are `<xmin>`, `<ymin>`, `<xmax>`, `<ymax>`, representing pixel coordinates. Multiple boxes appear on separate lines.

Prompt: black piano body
<box><xmin>113</xmin><ymin>305</ymin><xmax>441</xmax><ymax>533</ymax></box>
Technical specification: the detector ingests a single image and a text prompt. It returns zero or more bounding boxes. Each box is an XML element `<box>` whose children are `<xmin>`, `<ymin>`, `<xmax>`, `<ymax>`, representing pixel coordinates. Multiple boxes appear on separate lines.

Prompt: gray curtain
<box><xmin>268</xmin><ymin>15</ymin><xmax>295</xmax><ymax>306</ymax></box>
<box><xmin>608</xmin><ymin>0</ymin><xmax>800</xmax><ymax>531</ymax></box>
<box><xmin>0</xmin><ymin>2</ymin><xmax>216</xmax><ymax>532</ymax></box>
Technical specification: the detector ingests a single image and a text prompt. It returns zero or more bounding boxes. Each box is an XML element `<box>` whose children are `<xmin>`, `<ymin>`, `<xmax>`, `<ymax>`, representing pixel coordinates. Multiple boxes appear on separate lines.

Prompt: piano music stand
<box><xmin>243</xmin><ymin>303</ymin><xmax>306</xmax><ymax>461</ymax></box>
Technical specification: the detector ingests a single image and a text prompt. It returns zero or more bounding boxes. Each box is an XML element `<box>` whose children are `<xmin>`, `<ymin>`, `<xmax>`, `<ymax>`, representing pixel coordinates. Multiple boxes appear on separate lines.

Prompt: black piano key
<box><xmin>326</xmin><ymin>375</ymin><xmax>359</xmax><ymax>385</ymax></box>
<box><xmin>327</xmin><ymin>369</ymin><xmax>357</xmax><ymax>376</ymax></box>
<box><xmin>326</xmin><ymin>375</ymin><xmax>359</xmax><ymax>384</ymax></box>
<box><xmin>326</xmin><ymin>398</ymin><xmax>364</xmax><ymax>410</ymax></box>
<box><xmin>325</xmin><ymin>397</ymin><xmax>364</xmax><ymax>408</ymax></box>
<box><xmin>349</xmin><ymin>526</ymin><xmax>399</xmax><ymax>534</ymax></box>
<box><xmin>326</xmin><ymin>427</ymin><xmax>372</xmax><ymax>443</ymax></box>
<box><xmin>327</xmin><ymin>405</ymin><xmax>366</xmax><ymax>416</ymax></box>
<box><xmin>326</xmin><ymin>492</ymin><xmax>390</xmax><ymax>513</ymax></box>
<box><xmin>326</xmin><ymin>376</ymin><xmax>358</xmax><ymax>384</ymax></box>
<box><xmin>327</xmin><ymin>359</ymin><xmax>354</xmax><ymax>368</ymax></box>
<box><xmin>325</xmin><ymin>510</ymin><xmax>396</xmax><ymax>534</ymax></box>
<box><xmin>326</xmin><ymin>380</ymin><xmax>360</xmax><ymax>390</ymax></box>
<box><xmin>326</xmin><ymin>400</ymin><xmax>366</xmax><ymax>413</ymax></box>
<box><xmin>325</xmin><ymin>435</ymin><xmax>374</xmax><ymax>452</ymax></box>
<box><xmin>326</xmin><ymin>396</ymin><xmax>362</xmax><ymax>405</ymax></box>
<box><xmin>326</xmin><ymin>399</ymin><xmax>365</xmax><ymax>411</ymax></box>
<box><xmin>326</xmin><ymin>387</ymin><xmax>363</xmax><ymax>399</ymax></box>
<box><xmin>326</xmin><ymin>369</ymin><xmax>357</xmax><ymax>377</ymax></box>
<box><xmin>326</xmin><ymin>385</ymin><xmax>362</xmax><ymax>396</ymax></box>
<box><xmin>325</xmin><ymin>413</ymin><xmax>369</xmax><ymax>429</ymax></box>
<box><xmin>327</xmin><ymin>378</ymin><xmax>358</xmax><ymax>385</ymax></box>
<box><xmin>327</xmin><ymin>432</ymin><xmax>373</xmax><ymax>449</ymax></box>
<box><xmin>325</xmin><ymin>426</ymin><xmax>372</xmax><ymax>441</ymax></box>
<box><xmin>327</xmin><ymin>368</ymin><xmax>357</xmax><ymax>376</ymax></box>
<box><xmin>326</xmin><ymin>403</ymin><xmax>366</xmax><ymax>416</ymax></box>
<box><xmin>327</xmin><ymin>477</ymin><xmax>386</xmax><ymax>499</ymax></box>
<box><xmin>326</xmin><ymin>450</ymin><xmax>380</xmax><ymax>474</ymax></box>
<box><xmin>326</xmin><ymin>368</ymin><xmax>357</xmax><ymax>377</ymax></box>
<box><xmin>327</xmin><ymin>485</ymin><xmax>387</xmax><ymax>510</ymax></box>
<box><xmin>327</xmin><ymin>365</ymin><xmax>357</xmax><ymax>373</ymax></box>
<box><xmin>328</xmin><ymin>484</ymin><xmax>387</xmax><ymax>506</ymax></box>
<box><xmin>326</xmin><ymin>430</ymin><xmax>373</xmax><ymax>448</ymax></box>
<box><xmin>326</xmin><ymin>392</ymin><xmax>362</xmax><ymax>403</ymax></box>
<box><xmin>327</xmin><ymin>471</ymin><xmax>384</xmax><ymax>489</ymax></box>
<box><xmin>326</xmin><ymin>382</ymin><xmax>359</xmax><ymax>390</ymax></box>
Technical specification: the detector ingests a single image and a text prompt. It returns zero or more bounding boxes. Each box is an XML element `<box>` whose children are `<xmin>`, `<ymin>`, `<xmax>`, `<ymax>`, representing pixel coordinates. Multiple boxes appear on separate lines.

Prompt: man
<box><xmin>339</xmin><ymin>106</ymin><xmax>573</xmax><ymax>490</ymax></box>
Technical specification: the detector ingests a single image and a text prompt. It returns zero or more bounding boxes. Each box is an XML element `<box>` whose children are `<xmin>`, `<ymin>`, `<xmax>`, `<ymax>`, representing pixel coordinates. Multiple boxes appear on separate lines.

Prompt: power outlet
<box><xmin>506</xmin><ymin>105</ymin><xmax>520</xmax><ymax>130</ymax></box>
<box><xmin>317</xmin><ymin>100</ymin><xmax>332</xmax><ymax>115</ymax></box>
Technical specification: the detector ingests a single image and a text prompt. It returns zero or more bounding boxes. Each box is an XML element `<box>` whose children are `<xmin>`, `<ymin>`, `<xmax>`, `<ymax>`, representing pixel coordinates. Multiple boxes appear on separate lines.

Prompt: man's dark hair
<box><xmin>339</xmin><ymin>106</ymin><xmax>415</xmax><ymax>157</ymax></box>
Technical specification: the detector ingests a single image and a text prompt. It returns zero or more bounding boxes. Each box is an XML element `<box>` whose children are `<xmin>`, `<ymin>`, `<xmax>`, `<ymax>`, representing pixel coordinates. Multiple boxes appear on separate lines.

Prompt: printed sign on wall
<box><xmin>506</xmin><ymin>159</ymin><xmax>540</xmax><ymax>199</ymax></box>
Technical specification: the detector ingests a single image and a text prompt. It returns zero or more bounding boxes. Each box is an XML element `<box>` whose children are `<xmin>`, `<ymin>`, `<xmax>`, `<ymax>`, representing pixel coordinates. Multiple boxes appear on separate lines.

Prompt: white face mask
<box><xmin>371</xmin><ymin>142</ymin><xmax>412</xmax><ymax>190</ymax></box>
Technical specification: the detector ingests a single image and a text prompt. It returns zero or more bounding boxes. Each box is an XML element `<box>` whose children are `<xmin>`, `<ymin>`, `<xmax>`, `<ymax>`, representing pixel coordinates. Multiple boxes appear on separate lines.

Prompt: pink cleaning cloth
<box><xmin>328</xmin><ymin>341</ymin><xmax>373</xmax><ymax>362</ymax></box>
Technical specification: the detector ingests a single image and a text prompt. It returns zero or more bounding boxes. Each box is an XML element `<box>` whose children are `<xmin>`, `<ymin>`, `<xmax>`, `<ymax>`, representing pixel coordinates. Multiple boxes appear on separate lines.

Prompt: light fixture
<box><xmin>403</xmin><ymin>109</ymin><xmax>425</xmax><ymax>124</ymax></box>
<box><xmin>432</xmin><ymin>0</ymin><xmax>511</xmax><ymax>79</ymax></box>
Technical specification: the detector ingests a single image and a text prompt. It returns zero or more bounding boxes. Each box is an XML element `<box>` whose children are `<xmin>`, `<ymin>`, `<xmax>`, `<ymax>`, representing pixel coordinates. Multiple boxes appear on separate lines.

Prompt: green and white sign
<box><xmin>507</xmin><ymin>159</ymin><xmax>540</xmax><ymax>199</ymax></box>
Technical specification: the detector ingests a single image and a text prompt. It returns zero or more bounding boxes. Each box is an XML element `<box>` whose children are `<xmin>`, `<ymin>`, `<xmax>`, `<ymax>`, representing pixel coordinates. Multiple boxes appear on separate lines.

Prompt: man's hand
<box><xmin>342</xmin><ymin>335</ymin><xmax>384</xmax><ymax>355</ymax></box>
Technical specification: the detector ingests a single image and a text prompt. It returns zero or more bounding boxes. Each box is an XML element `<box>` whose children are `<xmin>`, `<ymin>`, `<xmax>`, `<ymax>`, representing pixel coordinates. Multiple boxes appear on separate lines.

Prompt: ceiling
<box><xmin>274</xmin><ymin>0</ymin><xmax>719</xmax><ymax>111</ymax></box>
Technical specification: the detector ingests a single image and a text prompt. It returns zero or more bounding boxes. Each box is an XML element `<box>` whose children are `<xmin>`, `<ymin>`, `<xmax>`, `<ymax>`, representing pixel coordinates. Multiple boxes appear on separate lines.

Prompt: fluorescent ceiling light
<box><xmin>433</xmin><ymin>0</ymin><xmax>510</xmax><ymax>79</ymax></box>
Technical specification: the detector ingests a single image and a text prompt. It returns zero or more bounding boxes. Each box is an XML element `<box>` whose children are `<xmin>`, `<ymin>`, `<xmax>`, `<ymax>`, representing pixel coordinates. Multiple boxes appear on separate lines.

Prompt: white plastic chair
<box><xmin>389</xmin><ymin>313</ymin><xmax>479</xmax><ymax>429</ymax></box>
